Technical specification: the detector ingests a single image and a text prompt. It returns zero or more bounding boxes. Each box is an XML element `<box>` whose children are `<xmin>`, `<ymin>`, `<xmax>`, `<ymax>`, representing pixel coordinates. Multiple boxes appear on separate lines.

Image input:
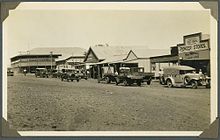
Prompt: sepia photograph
<box><xmin>2</xmin><ymin>1</ymin><xmax>218</xmax><ymax>137</ymax></box>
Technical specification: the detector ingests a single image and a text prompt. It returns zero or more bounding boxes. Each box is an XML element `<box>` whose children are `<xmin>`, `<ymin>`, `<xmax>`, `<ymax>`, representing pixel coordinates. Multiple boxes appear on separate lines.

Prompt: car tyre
<box><xmin>184</xmin><ymin>76</ymin><xmax>190</xmax><ymax>85</ymax></box>
<box><xmin>137</xmin><ymin>81</ymin><xmax>141</xmax><ymax>86</ymax></box>
<box><xmin>191</xmin><ymin>80</ymin><xmax>198</xmax><ymax>89</ymax></box>
<box><xmin>115</xmin><ymin>77</ymin><xmax>120</xmax><ymax>85</ymax></box>
<box><xmin>105</xmin><ymin>77</ymin><xmax>110</xmax><ymax>84</ymax></box>
<box><xmin>167</xmin><ymin>79</ymin><xmax>173</xmax><ymax>88</ymax></box>
<box><xmin>147</xmin><ymin>79</ymin><xmax>151</xmax><ymax>85</ymax></box>
<box><xmin>123</xmin><ymin>79</ymin><xmax>128</xmax><ymax>86</ymax></box>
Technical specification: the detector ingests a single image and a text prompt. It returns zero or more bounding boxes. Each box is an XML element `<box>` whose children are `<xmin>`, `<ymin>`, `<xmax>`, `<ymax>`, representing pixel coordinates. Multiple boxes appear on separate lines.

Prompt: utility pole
<box><xmin>27</xmin><ymin>50</ymin><xmax>30</xmax><ymax>73</ymax></box>
<box><xmin>50</xmin><ymin>51</ymin><xmax>53</xmax><ymax>70</ymax></box>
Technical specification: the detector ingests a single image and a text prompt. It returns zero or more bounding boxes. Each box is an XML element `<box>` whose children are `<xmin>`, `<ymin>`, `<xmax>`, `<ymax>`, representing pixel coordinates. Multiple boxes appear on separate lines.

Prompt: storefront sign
<box><xmin>179</xmin><ymin>49</ymin><xmax>209</xmax><ymax>60</ymax></box>
<box><xmin>178</xmin><ymin>41</ymin><xmax>209</xmax><ymax>53</ymax></box>
<box><xmin>185</xmin><ymin>36</ymin><xmax>200</xmax><ymax>46</ymax></box>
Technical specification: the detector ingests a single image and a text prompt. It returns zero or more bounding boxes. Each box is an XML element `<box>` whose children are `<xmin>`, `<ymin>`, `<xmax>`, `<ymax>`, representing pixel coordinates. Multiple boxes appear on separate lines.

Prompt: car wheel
<box><xmin>167</xmin><ymin>79</ymin><xmax>173</xmax><ymax>88</ymax></box>
<box><xmin>77</xmin><ymin>79</ymin><xmax>79</xmax><ymax>82</ymax></box>
<box><xmin>191</xmin><ymin>80</ymin><xmax>198</xmax><ymax>89</ymax></box>
<box><xmin>147</xmin><ymin>79</ymin><xmax>151</xmax><ymax>85</ymax></box>
<box><xmin>184</xmin><ymin>76</ymin><xmax>190</xmax><ymax>85</ymax></box>
<box><xmin>206</xmin><ymin>80</ymin><xmax>211</xmax><ymax>88</ymax></box>
<box><xmin>137</xmin><ymin>81</ymin><xmax>141</xmax><ymax>86</ymax></box>
<box><xmin>123</xmin><ymin>79</ymin><xmax>128</xmax><ymax>86</ymax></box>
<box><xmin>115</xmin><ymin>77</ymin><xmax>119</xmax><ymax>85</ymax></box>
<box><xmin>105</xmin><ymin>77</ymin><xmax>110</xmax><ymax>84</ymax></box>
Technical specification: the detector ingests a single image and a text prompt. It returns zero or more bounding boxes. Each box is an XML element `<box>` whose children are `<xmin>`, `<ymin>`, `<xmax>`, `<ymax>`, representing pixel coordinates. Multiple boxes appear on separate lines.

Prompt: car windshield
<box><xmin>131</xmin><ymin>68</ymin><xmax>144</xmax><ymax>72</ymax></box>
<box><xmin>179</xmin><ymin>70</ymin><xmax>194</xmax><ymax>74</ymax></box>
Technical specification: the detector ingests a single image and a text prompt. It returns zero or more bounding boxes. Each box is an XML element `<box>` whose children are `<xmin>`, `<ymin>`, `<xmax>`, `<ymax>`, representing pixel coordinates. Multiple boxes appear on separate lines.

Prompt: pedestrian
<box><xmin>199</xmin><ymin>69</ymin><xmax>202</xmax><ymax>74</ymax></box>
<box><xmin>23</xmin><ymin>69</ymin><xmax>27</xmax><ymax>76</ymax></box>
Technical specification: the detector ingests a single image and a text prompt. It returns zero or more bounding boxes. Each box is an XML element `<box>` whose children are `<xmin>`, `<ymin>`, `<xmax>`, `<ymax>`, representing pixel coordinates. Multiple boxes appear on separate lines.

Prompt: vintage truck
<box><xmin>159</xmin><ymin>65</ymin><xmax>210</xmax><ymax>89</ymax></box>
<box><xmin>115</xmin><ymin>67</ymin><xmax>154</xmax><ymax>86</ymax></box>
<box><xmin>35</xmin><ymin>68</ymin><xmax>49</xmax><ymax>78</ymax></box>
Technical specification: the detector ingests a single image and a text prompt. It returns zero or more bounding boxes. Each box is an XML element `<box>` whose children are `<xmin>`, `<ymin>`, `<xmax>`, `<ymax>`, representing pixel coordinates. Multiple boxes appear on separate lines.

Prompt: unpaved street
<box><xmin>7</xmin><ymin>75</ymin><xmax>210</xmax><ymax>131</ymax></box>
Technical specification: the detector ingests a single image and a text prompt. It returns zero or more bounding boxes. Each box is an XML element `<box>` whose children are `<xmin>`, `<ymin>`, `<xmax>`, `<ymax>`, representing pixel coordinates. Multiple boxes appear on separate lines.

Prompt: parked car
<box><xmin>159</xmin><ymin>65</ymin><xmax>210</xmax><ymax>89</ymax></box>
<box><xmin>48</xmin><ymin>69</ymin><xmax>58</xmax><ymax>78</ymax></box>
<box><xmin>98</xmin><ymin>66</ymin><xmax>117</xmax><ymax>83</ymax></box>
<box><xmin>75</xmin><ymin>69</ymin><xmax>88</xmax><ymax>80</ymax></box>
<box><xmin>60</xmin><ymin>68</ymin><xmax>80</xmax><ymax>82</ymax></box>
<box><xmin>130</xmin><ymin>67</ymin><xmax>154</xmax><ymax>85</ymax></box>
<box><xmin>35</xmin><ymin>68</ymin><xmax>49</xmax><ymax>78</ymax></box>
<box><xmin>115</xmin><ymin>67</ymin><xmax>146</xmax><ymax>86</ymax></box>
<box><xmin>7</xmin><ymin>68</ymin><xmax>14</xmax><ymax>76</ymax></box>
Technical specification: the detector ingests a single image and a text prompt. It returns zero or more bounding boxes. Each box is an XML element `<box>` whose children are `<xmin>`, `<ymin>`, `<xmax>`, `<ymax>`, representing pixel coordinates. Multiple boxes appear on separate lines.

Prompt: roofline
<box><xmin>83</xmin><ymin>47</ymin><xmax>99</xmax><ymax>62</ymax></box>
<box><xmin>10</xmin><ymin>54</ymin><xmax>62</xmax><ymax>60</ymax></box>
<box><xmin>150</xmin><ymin>54</ymin><xmax>176</xmax><ymax>59</ymax></box>
<box><xmin>124</xmin><ymin>50</ymin><xmax>138</xmax><ymax>60</ymax></box>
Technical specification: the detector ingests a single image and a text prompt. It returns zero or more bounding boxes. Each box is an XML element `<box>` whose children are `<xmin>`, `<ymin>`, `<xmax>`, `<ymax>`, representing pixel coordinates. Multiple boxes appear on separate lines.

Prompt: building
<box><xmin>124</xmin><ymin>49</ymin><xmax>169</xmax><ymax>74</ymax></box>
<box><xmin>84</xmin><ymin>44</ymin><xmax>131</xmax><ymax>78</ymax></box>
<box><xmin>150</xmin><ymin>32</ymin><xmax>210</xmax><ymax>76</ymax></box>
<box><xmin>11</xmin><ymin>47</ymin><xmax>86</xmax><ymax>74</ymax></box>
<box><xmin>11</xmin><ymin>53</ymin><xmax>61</xmax><ymax>74</ymax></box>
<box><xmin>56</xmin><ymin>55</ymin><xmax>85</xmax><ymax>70</ymax></box>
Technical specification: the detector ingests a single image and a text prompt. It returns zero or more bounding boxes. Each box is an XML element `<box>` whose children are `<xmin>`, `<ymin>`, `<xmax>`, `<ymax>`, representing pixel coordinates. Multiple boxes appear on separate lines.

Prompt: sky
<box><xmin>3</xmin><ymin>2</ymin><xmax>210</xmax><ymax>66</ymax></box>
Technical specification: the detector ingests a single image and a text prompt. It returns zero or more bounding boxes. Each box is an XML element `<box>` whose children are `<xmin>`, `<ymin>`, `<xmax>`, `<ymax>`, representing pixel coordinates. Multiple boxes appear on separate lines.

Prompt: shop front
<box><xmin>150</xmin><ymin>32</ymin><xmax>210</xmax><ymax>77</ymax></box>
<box><xmin>178</xmin><ymin>33</ymin><xmax>210</xmax><ymax>75</ymax></box>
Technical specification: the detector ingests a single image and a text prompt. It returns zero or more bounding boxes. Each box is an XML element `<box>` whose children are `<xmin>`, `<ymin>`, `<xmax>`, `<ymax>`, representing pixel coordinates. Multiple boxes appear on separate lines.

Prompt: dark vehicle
<box><xmin>35</xmin><ymin>68</ymin><xmax>49</xmax><ymax>78</ymax></box>
<box><xmin>48</xmin><ymin>69</ymin><xmax>58</xmax><ymax>78</ymax></box>
<box><xmin>131</xmin><ymin>67</ymin><xmax>154</xmax><ymax>85</ymax></box>
<box><xmin>160</xmin><ymin>65</ymin><xmax>210</xmax><ymax>89</ymax></box>
<box><xmin>75</xmin><ymin>69</ymin><xmax>88</xmax><ymax>80</ymax></box>
<box><xmin>98</xmin><ymin>66</ymin><xmax>116</xmax><ymax>83</ymax></box>
<box><xmin>7</xmin><ymin>68</ymin><xmax>14</xmax><ymax>76</ymax></box>
<box><xmin>60</xmin><ymin>68</ymin><xmax>80</xmax><ymax>82</ymax></box>
<box><xmin>115</xmin><ymin>67</ymin><xmax>153</xmax><ymax>86</ymax></box>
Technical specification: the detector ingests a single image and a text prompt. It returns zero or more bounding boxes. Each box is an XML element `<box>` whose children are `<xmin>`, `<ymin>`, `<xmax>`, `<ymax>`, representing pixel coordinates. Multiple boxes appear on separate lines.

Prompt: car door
<box><xmin>172</xmin><ymin>70</ymin><xmax>182</xmax><ymax>83</ymax></box>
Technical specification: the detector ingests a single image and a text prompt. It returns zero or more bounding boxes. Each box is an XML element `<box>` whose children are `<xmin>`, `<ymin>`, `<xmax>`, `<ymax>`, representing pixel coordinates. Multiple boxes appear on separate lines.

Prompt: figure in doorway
<box><xmin>23</xmin><ymin>69</ymin><xmax>27</xmax><ymax>76</ymax></box>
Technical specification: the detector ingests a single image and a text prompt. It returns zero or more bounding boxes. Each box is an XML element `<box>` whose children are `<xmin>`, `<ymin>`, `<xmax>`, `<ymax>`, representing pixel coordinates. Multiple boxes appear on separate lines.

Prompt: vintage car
<box><xmin>35</xmin><ymin>68</ymin><xmax>49</xmax><ymax>78</ymax></box>
<box><xmin>159</xmin><ymin>65</ymin><xmax>210</xmax><ymax>89</ymax></box>
<box><xmin>75</xmin><ymin>69</ymin><xmax>88</xmax><ymax>80</ymax></box>
<box><xmin>97</xmin><ymin>66</ymin><xmax>117</xmax><ymax>83</ymax></box>
<box><xmin>115</xmin><ymin>67</ymin><xmax>153</xmax><ymax>86</ymax></box>
<box><xmin>7</xmin><ymin>68</ymin><xmax>14</xmax><ymax>76</ymax></box>
<box><xmin>60</xmin><ymin>68</ymin><xmax>80</xmax><ymax>82</ymax></box>
<box><xmin>48</xmin><ymin>69</ymin><xmax>59</xmax><ymax>78</ymax></box>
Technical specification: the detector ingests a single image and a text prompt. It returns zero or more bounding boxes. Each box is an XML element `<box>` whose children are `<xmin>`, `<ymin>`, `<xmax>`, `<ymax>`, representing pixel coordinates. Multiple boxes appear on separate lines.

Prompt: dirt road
<box><xmin>7</xmin><ymin>75</ymin><xmax>210</xmax><ymax>131</ymax></box>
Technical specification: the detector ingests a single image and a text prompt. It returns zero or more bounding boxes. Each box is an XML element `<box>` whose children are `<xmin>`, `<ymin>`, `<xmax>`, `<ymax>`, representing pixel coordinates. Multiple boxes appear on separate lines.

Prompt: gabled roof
<box><xmin>84</xmin><ymin>45</ymin><xmax>131</xmax><ymax>62</ymax></box>
<box><xmin>91</xmin><ymin>45</ymin><xmax>130</xmax><ymax>60</ymax></box>
<box><xmin>95</xmin><ymin>54</ymin><xmax>128</xmax><ymax>65</ymax></box>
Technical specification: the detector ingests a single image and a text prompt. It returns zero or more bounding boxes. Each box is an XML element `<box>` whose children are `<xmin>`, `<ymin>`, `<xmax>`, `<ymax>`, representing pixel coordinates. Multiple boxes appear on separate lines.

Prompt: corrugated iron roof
<box><xmin>90</xmin><ymin>45</ymin><xmax>130</xmax><ymax>60</ymax></box>
<box><xmin>29</xmin><ymin>47</ymin><xmax>86</xmax><ymax>58</ymax></box>
<box><xmin>131</xmin><ymin>49</ymin><xmax>170</xmax><ymax>58</ymax></box>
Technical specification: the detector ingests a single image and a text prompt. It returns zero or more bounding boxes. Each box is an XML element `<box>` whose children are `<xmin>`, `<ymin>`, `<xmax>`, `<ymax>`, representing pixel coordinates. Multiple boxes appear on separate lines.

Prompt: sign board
<box><xmin>185</xmin><ymin>36</ymin><xmax>200</xmax><ymax>46</ymax></box>
<box><xmin>177</xmin><ymin>33</ymin><xmax>210</xmax><ymax>60</ymax></box>
<box><xmin>179</xmin><ymin>49</ymin><xmax>210</xmax><ymax>60</ymax></box>
<box><xmin>178</xmin><ymin>41</ymin><xmax>209</xmax><ymax>53</ymax></box>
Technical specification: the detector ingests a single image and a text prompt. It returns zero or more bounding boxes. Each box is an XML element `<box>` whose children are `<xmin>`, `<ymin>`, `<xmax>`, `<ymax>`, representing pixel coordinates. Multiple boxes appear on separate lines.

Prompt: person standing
<box><xmin>23</xmin><ymin>69</ymin><xmax>27</xmax><ymax>76</ymax></box>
